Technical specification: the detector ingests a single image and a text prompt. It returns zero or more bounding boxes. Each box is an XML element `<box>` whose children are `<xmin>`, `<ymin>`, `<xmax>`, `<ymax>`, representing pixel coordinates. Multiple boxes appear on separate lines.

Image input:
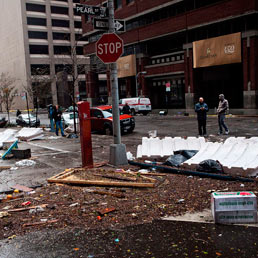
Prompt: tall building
<box><xmin>0</xmin><ymin>0</ymin><xmax>89</xmax><ymax>109</ymax></box>
<box><xmin>81</xmin><ymin>0</ymin><xmax>258</xmax><ymax>110</ymax></box>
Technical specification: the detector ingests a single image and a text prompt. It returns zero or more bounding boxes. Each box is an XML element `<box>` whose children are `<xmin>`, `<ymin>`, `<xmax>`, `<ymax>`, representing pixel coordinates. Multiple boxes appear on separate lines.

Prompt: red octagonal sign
<box><xmin>96</xmin><ymin>33</ymin><xmax>124</xmax><ymax>64</ymax></box>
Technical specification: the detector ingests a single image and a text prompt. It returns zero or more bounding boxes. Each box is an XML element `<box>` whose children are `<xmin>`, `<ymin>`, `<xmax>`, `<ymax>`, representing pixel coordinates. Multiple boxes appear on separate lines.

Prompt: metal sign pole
<box><xmin>108</xmin><ymin>0</ymin><xmax>127</xmax><ymax>165</ymax></box>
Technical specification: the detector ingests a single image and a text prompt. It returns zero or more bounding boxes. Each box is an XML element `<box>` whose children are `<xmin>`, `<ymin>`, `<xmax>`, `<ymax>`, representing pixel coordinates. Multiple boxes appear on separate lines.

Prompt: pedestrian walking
<box><xmin>53</xmin><ymin>105</ymin><xmax>65</xmax><ymax>137</ymax></box>
<box><xmin>122</xmin><ymin>102</ymin><xmax>131</xmax><ymax>115</ymax></box>
<box><xmin>195</xmin><ymin>97</ymin><xmax>209</xmax><ymax>136</ymax></box>
<box><xmin>217</xmin><ymin>94</ymin><xmax>229</xmax><ymax>135</ymax></box>
<box><xmin>16</xmin><ymin>109</ymin><xmax>21</xmax><ymax>117</ymax></box>
<box><xmin>48</xmin><ymin>104</ymin><xmax>55</xmax><ymax>132</ymax></box>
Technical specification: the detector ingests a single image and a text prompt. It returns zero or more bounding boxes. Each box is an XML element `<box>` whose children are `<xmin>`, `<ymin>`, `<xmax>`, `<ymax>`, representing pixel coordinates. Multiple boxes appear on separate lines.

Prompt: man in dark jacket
<box><xmin>195</xmin><ymin>97</ymin><xmax>209</xmax><ymax>136</ymax></box>
<box><xmin>53</xmin><ymin>105</ymin><xmax>65</xmax><ymax>137</ymax></box>
<box><xmin>217</xmin><ymin>94</ymin><xmax>229</xmax><ymax>135</ymax></box>
<box><xmin>122</xmin><ymin>103</ymin><xmax>131</xmax><ymax>115</ymax></box>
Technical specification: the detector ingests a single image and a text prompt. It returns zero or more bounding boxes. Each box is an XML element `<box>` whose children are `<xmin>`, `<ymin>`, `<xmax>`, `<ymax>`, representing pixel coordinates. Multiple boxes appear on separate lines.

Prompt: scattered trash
<box><xmin>10</xmin><ymin>167</ymin><xmax>18</xmax><ymax>171</ymax></box>
<box><xmin>187</xmin><ymin>176</ymin><xmax>193</xmax><ymax>178</ymax></box>
<box><xmin>177</xmin><ymin>199</ymin><xmax>185</xmax><ymax>204</ymax></box>
<box><xmin>8</xmin><ymin>235</ymin><xmax>16</xmax><ymax>240</ymax></box>
<box><xmin>138</xmin><ymin>169</ymin><xmax>149</xmax><ymax>173</ymax></box>
<box><xmin>115</xmin><ymin>238</ymin><xmax>120</xmax><ymax>243</ymax></box>
<box><xmin>40</xmin><ymin>219</ymin><xmax>48</xmax><ymax>222</ymax></box>
<box><xmin>0</xmin><ymin>211</ymin><xmax>9</xmax><ymax>218</ymax></box>
<box><xmin>27</xmin><ymin>191</ymin><xmax>36</xmax><ymax>195</ymax></box>
<box><xmin>16</xmin><ymin>128</ymin><xmax>44</xmax><ymax>141</ymax></box>
<box><xmin>97</xmin><ymin>207</ymin><xmax>116</xmax><ymax>216</ymax></box>
<box><xmin>47</xmin><ymin>136</ymin><xmax>61</xmax><ymax>140</ymax></box>
<box><xmin>69</xmin><ymin>203</ymin><xmax>79</xmax><ymax>207</ymax></box>
<box><xmin>21</xmin><ymin>201</ymin><xmax>31</xmax><ymax>206</ymax></box>
<box><xmin>2</xmin><ymin>206</ymin><xmax>11</xmax><ymax>210</ymax></box>
<box><xmin>50</xmin><ymin>192</ymin><xmax>58</xmax><ymax>195</ymax></box>
<box><xmin>29</xmin><ymin>206</ymin><xmax>45</xmax><ymax>214</ymax></box>
<box><xmin>73</xmin><ymin>248</ymin><xmax>80</xmax><ymax>251</ymax></box>
<box><xmin>15</xmin><ymin>159</ymin><xmax>36</xmax><ymax>167</ymax></box>
<box><xmin>148</xmin><ymin>130</ymin><xmax>157</xmax><ymax>138</ymax></box>
<box><xmin>131</xmin><ymin>213</ymin><xmax>137</xmax><ymax>218</ymax></box>
<box><xmin>126</xmin><ymin>151</ymin><xmax>135</xmax><ymax>161</ymax></box>
<box><xmin>240</xmin><ymin>184</ymin><xmax>245</xmax><ymax>187</ymax></box>
<box><xmin>164</xmin><ymin>150</ymin><xmax>198</xmax><ymax>167</ymax></box>
<box><xmin>196</xmin><ymin>160</ymin><xmax>224</xmax><ymax>174</ymax></box>
<box><xmin>97</xmin><ymin>216</ymin><xmax>102</xmax><ymax>221</ymax></box>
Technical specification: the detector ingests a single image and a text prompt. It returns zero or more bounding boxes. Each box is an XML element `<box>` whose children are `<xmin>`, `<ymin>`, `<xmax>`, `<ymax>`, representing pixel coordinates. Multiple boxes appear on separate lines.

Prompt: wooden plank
<box><xmin>93</xmin><ymin>173</ymin><xmax>137</xmax><ymax>182</ymax></box>
<box><xmin>23</xmin><ymin>219</ymin><xmax>58</xmax><ymax>227</ymax></box>
<box><xmin>0</xmin><ymin>166</ymin><xmax>12</xmax><ymax>170</ymax></box>
<box><xmin>11</xmin><ymin>184</ymin><xmax>33</xmax><ymax>192</ymax></box>
<box><xmin>4</xmin><ymin>204</ymin><xmax>48</xmax><ymax>213</ymax></box>
<box><xmin>47</xmin><ymin>178</ymin><xmax>155</xmax><ymax>188</ymax></box>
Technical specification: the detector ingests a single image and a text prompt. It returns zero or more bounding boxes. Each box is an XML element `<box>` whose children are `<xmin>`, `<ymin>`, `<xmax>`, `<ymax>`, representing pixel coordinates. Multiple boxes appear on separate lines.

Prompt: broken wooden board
<box><xmin>11</xmin><ymin>184</ymin><xmax>33</xmax><ymax>192</ymax></box>
<box><xmin>47</xmin><ymin>168</ymin><xmax>155</xmax><ymax>188</ymax></box>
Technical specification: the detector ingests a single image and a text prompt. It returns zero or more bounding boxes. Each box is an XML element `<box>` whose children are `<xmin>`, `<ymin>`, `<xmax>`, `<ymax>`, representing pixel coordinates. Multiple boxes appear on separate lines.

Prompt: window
<box><xmin>52</xmin><ymin>19</ymin><xmax>69</xmax><ymax>27</ymax></box>
<box><xmin>74</xmin><ymin>21</ymin><xmax>82</xmax><ymax>28</ymax></box>
<box><xmin>51</xmin><ymin>6</ymin><xmax>69</xmax><ymax>15</ymax></box>
<box><xmin>75</xmin><ymin>34</ymin><xmax>87</xmax><ymax>41</ymax></box>
<box><xmin>29</xmin><ymin>45</ymin><xmax>49</xmax><ymax>55</ymax></box>
<box><xmin>77</xmin><ymin>65</ymin><xmax>85</xmax><ymax>74</ymax></box>
<box><xmin>31</xmin><ymin>64</ymin><xmax>50</xmax><ymax>75</ymax></box>
<box><xmin>54</xmin><ymin>46</ymin><xmax>71</xmax><ymax>55</ymax></box>
<box><xmin>53</xmin><ymin>32</ymin><xmax>70</xmax><ymax>40</ymax></box>
<box><xmin>76</xmin><ymin>46</ymin><xmax>83</xmax><ymax>55</ymax></box>
<box><xmin>114</xmin><ymin>0</ymin><xmax>122</xmax><ymax>9</ymax></box>
<box><xmin>27</xmin><ymin>17</ymin><xmax>46</xmax><ymax>26</ymax></box>
<box><xmin>28</xmin><ymin>31</ymin><xmax>48</xmax><ymax>39</ymax></box>
<box><xmin>26</xmin><ymin>3</ymin><xmax>45</xmax><ymax>13</ymax></box>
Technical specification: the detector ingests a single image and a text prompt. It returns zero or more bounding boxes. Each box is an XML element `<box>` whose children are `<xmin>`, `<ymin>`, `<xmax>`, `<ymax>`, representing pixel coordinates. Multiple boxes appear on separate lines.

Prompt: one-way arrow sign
<box><xmin>94</xmin><ymin>18</ymin><xmax>125</xmax><ymax>32</ymax></box>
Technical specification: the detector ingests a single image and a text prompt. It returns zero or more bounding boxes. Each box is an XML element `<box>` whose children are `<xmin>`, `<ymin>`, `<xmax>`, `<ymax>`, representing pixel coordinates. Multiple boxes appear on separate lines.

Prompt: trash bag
<box><xmin>164</xmin><ymin>150</ymin><xmax>198</xmax><ymax>167</ymax></box>
<box><xmin>196</xmin><ymin>159</ymin><xmax>224</xmax><ymax>174</ymax></box>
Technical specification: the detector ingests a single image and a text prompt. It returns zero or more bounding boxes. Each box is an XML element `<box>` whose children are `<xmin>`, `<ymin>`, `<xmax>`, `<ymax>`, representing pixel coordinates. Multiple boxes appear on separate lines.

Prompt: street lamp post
<box><xmin>135</xmin><ymin>71</ymin><xmax>147</xmax><ymax>97</ymax></box>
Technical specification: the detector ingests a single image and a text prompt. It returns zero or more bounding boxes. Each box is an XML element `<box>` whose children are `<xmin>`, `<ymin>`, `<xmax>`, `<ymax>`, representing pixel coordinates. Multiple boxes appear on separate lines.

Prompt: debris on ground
<box><xmin>16</xmin><ymin>128</ymin><xmax>44</xmax><ymax>141</ymax></box>
<box><xmin>47</xmin><ymin>168</ymin><xmax>156</xmax><ymax>188</ymax></box>
<box><xmin>15</xmin><ymin>159</ymin><xmax>36</xmax><ymax>167</ymax></box>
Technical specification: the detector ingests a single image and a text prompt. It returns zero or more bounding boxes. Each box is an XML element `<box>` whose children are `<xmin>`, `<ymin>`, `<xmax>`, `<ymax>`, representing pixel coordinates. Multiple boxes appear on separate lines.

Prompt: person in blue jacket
<box><xmin>195</xmin><ymin>97</ymin><xmax>209</xmax><ymax>136</ymax></box>
<box><xmin>48</xmin><ymin>104</ymin><xmax>55</xmax><ymax>132</ymax></box>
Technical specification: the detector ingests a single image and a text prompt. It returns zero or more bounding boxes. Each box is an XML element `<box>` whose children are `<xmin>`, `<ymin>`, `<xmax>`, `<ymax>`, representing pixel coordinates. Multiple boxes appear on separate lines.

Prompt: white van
<box><xmin>119</xmin><ymin>97</ymin><xmax>152</xmax><ymax>115</ymax></box>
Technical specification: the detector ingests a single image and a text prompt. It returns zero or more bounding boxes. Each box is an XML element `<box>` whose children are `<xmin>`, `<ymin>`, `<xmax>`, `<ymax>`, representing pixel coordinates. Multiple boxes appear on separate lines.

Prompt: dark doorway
<box><xmin>194</xmin><ymin>64</ymin><xmax>243</xmax><ymax>109</ymax></box>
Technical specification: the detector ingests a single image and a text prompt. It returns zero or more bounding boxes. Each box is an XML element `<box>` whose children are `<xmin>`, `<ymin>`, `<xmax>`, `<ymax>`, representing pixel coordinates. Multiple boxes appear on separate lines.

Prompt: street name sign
<box><xmin>76</xmin><ymin>4</ymin><xmax>108</xmax><ymax>17</ymax></box>
<box><xmin>94</xmin><ymin>18</ymin><xmax>125</xmax><ymax>32</ymax></box>
<box><xmin>96</xmin><ymin>33</ymin><xmax>124</xmax><ymax>64</ymax></box>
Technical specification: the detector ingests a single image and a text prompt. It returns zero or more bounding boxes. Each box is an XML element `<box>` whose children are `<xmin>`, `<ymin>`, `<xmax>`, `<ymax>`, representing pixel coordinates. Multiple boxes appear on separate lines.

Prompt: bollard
<box><xmin>78</xmin><ymin>101</ymin><xmax>93</xmax><ymax>167</ymax></box>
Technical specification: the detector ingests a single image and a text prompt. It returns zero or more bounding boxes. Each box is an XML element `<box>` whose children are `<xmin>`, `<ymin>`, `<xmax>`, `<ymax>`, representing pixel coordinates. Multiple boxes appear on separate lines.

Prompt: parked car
<box><xmin>65</xmin><ymin>106</ymin><xmax>78</xmax><ymax>113</ymax></box>
<box><xmin>90</xmin><ymin>105</ymin><xmax>135</xmax><ymax>135</ymax></box>
<box><xmin>0</xmin><ymin>117</ymin><xmax>7</xmax><ymax>128</ymax></box>
<box><xmin>119</xmin><ymin>97</ymin><xmax>152</xmax><ymax>115</ymax></box>
<box><xmin>62</xmin><ymin>112</ymin><xmax>79</xmax><ymax>128</ymax></box>
<box><xmin>16</xmin><ymin>114</ymin><xmax>40</xmax><ymax>127</ymax></box>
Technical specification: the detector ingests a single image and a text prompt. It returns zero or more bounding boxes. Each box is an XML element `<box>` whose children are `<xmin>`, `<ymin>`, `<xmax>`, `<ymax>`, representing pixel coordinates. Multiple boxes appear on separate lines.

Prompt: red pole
<box><xmin>77</xmin><ymin>101</ymin><xmax>93</xmax><ymax>167</ymax></box>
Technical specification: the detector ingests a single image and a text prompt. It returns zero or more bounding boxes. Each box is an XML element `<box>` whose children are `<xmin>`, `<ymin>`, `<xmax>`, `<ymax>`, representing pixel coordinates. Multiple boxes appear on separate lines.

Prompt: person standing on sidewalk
<box><xmin>195</xmin><ymin>97</ymin><xmax>209</xmax><ymax>136</ymax></box>
<box><xmin>48</xmin><ymin>104</ymin><xmax>55</xmax><ymax>132</ymax></box>
<box><xmin>53</xmin><ymin>105</ymin><xmax>65</xmax><ymax>137</ymax></box>
<box><xmin>217</xmin><ymin>94</ymin><xmax>229</xmax><ymax>135</ymax></box>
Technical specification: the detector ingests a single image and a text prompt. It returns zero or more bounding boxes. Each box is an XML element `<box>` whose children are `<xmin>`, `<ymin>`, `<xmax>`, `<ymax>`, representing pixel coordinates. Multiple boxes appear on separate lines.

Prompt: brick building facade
<box><xmin>81</xmin><ymin>0</ymin><xmax>258</xmax><ymax>110</ymax></box>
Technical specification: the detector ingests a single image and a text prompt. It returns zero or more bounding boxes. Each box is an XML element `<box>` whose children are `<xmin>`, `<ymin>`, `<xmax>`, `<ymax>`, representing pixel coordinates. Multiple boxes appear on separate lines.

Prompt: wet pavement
<box><xmin>1</xmin><ymin>220</ymin><xmax>257</xmax><ymax>258</ymax></box>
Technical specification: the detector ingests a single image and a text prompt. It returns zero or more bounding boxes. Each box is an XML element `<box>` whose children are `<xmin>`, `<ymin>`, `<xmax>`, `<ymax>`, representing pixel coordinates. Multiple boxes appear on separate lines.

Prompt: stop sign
<box><xmin>96</xmin><ymin>33</ymin><xmax>124</xmax><ymax>64</ymax></box>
